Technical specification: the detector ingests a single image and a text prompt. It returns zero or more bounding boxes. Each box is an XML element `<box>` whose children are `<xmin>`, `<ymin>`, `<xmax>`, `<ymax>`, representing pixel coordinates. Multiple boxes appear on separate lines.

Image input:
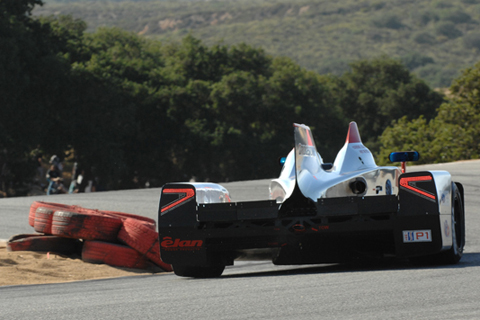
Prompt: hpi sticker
<box><xmin>403</xmin><ymin>230</ymin><xmax>432</xmax><ymax>243</ymax></box>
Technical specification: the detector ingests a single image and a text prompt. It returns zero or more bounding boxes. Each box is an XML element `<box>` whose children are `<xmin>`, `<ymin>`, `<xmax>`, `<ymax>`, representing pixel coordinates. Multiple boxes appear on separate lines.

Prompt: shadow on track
<box><xmin>217</xmin><ymin>252</ymin><xmax>480</xmax><ymax>279</ymax></box>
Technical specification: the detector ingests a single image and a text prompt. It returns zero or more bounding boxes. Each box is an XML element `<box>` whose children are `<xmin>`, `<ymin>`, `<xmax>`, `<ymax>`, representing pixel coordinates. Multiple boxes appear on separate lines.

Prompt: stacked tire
<box><xmin>8</xmin><ymin>201</ymin><xmax>172</xmax><ymax>272</ymax></box>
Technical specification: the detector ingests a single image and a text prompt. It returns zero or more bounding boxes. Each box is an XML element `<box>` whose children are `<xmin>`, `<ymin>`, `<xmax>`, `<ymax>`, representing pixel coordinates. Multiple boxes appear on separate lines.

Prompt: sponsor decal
<box><xmin>385</xmin><ymin>179</ymin><xmax>392</xmax><ymax>195</ymax></box>
<box><xmin>439</xmin><ymin>192</ymin><xmax>449</xmax><ymax>206</ymax></box>
<box><xmin>160</xmin><ymin>236</ymin><xmax>203</xmax><ymax>251</ymax></box>
<box><xmin>352</xmin><ymin>145</ymin><xmax>371</xmax><ymax>154</ymax></box>
<box><xmin>161</xmin><ymin>188</ymin><xmax>195</xmax><ymax>214</ymax></box>
<box><xmin>444</xmin><ymin>220</ymin><xmax>450</xmax><ymax>237</ymax></box>
<box><xmin>297</xmin><ymin>143</ymin><xmax>316</xmax><ymax>156</ymax></box>
<box><xmin>399</xmin><ymin>176</ymin><xmax>436</xmax><ymax>202</ymax></box>
<box><xmin>311</xmin><ymin>225</ymin><xmax>329</xmax><ymax>232</ymax></box>
<box><xmin>403</xmin><ymin>230</ymin><xmax>432</xmax><ymax>243</ymax></box>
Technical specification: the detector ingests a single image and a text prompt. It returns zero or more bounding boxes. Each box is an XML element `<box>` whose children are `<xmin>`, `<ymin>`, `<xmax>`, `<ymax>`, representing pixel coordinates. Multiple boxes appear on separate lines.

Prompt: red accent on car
<box><xmin>400</xmin><ymin>176</ymin><xmax>435</xmax><ymax>200</ymax></box>
<box><xmin>160</xmin><ymin>236</ymin><xmax>203</xmax><ymax>248</ymax></box>
<box><xmin>345</xmin><ymin>121</ymin><xmax>362</xmax><ymax>143</ymax></box>
<box><xmin>161</xmin><ymin>188</ymin><xmax>195</xmax><ymax>213</ymax></box>
<box><xmin>307</xmin><ymin>130</ymin><xmax>314</xmax><ymax>146</ymax></box>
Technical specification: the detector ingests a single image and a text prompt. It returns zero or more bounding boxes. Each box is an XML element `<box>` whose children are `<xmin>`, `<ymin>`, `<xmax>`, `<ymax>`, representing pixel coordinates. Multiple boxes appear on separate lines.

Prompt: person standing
<box><xmin>46</xmin><ymin>157</ymin><xmax>66</xmax><ymax>195</ymax></box>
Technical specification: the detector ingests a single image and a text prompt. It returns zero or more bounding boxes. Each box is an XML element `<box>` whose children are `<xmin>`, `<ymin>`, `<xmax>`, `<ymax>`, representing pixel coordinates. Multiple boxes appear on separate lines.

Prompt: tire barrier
<box><xmin>29</xmin><ymin>201</ymin><xmax>82</xmax><ymax>227</ymax></box>
<box><xmin>7</xmin><ymin>234</ymin><xmax>82</xmax><ymax>256</ymax></box>
<box><xmin>82</xmin><ymin>240</ymin><xmax>149</xmax><ymax>269</ymax></box>
<box><xmin>33</xmin><ymin>207</ymin><xmax>55</xmax><ymax>234</ymax></box>
<box><xmin>100</xmin><ymin>210</ymin><xmax>156</xmax><ymax>229</ymax></box>
<box><xmin>51</xmin><ymin>211</ymin><xmax>123</xmax><ymax>242</ymax></box>
<box><xmin>21</xmin><ymin>201</ymin><xmax>172</xmax><ymax>272</ymax></box>
<box><xmin>118</xmin><ymin>218</ymin><xmax>173</xmax><ymax>272</ymax></box>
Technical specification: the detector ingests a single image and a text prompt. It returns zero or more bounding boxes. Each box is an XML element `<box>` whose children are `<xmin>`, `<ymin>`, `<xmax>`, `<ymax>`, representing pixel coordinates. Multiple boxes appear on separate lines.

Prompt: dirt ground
<box><xmin>0</xmin><ymin>239</ymin><xmax>166</xmax><ymax>287</ymax></box>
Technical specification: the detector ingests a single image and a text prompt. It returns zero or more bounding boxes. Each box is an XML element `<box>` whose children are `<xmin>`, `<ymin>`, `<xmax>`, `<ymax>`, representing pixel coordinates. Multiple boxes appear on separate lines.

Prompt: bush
<box><xmin>440</xmin><ymin>10</ymin><xmax>471</xmax><ymax>24</ymax></box>
<box><xmin>317</xmin><ymin>58</ymin><xmax>351</xmax><ymax>76</ymax></box>
<box><xmin>415</xmin><ymin>64</ymin><xmax>460</xmax><ymax>89</ymax></box>
<box><xmin>463</xmin><ymin>32</ymin><xmax>480</xmax><ymax>50</ymax></box>
<box><xmin>413</xmin><ymin>32</ymin><xmax>436</xmax><ymax>44</ymax></box>
<box><xmin>432</xmin><ymin>0</ymin><xmax>453</xmax><ymax>8</ymax></box>
<box><xmin>371</xmin><ymin>14</ymin><xmax>404</xmax><ymax>29</ymax></box>
<box><xmin>401</xmin><ymin>53</ymin><xmax>434</xmax><ymax>70</ymax></box>
<box><xmin>435</xmin><ymin>21</ymin><xmax>462</xmax><ymax>39</ymax></box>
<box><xmin>411</xmin><ymin>11</ymin><xmax>438</xmax><ymax>26</ymax></box>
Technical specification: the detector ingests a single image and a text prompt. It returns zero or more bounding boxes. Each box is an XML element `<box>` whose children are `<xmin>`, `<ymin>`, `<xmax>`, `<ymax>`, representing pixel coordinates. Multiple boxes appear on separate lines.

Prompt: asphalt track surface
<box><xmin>1</xmin><ymin>160</ymin><xmax>480</xmax><ymax>319</ymax></box>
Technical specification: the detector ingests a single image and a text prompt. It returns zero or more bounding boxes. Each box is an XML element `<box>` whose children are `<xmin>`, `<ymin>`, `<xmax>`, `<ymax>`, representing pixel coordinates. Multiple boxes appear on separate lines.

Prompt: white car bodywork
<box><xmin>270</xmin><ymin>122</ymin><xmax>401</xmax><ymax>202</ymax></box>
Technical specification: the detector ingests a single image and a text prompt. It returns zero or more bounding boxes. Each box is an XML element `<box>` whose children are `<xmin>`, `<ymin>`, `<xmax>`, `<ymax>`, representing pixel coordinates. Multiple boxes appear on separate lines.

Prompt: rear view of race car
<box><xmin>158</xmin><ymin>122</ymin><xmax>465</xmax><ymax>278</ymax></box>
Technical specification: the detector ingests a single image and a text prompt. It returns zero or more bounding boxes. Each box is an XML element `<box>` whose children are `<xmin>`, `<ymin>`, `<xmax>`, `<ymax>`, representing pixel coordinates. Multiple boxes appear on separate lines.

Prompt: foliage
<box><xmin>378</xmin><ymin>61</ymin><xmax>480</xmax><ymax>165</ymax></box>
<box><xmin>329</xmin><ymin>57</ymin><xmax>443</xmax><ymax>152</ymax></box>
<box><xmin>32</xmin><ymin>0</ymin><xmax>480</xmax><ymax>88</ymax></box>
<box><xmin>434</xmin><ymin>21</ymin><xmax>462</xmax><ymax>39</ymax></box>
<box><xmin>0</xmin><ymin>0</ymin><xmax>78</xmax><ymax>195</ymax></box>
<box><xmin>0</xmin><ymin>1</ymin><xmax>465</xmax><ymax>197</ymax></box>
<box><xmin>371</xmin><ymin>13</ymin><xmax>404</xmax><ymax>29</ymax></box>
<box><xmin>463</xmin><ymin>32</ymin><xmax>480</xmax><ymax>50</ymax></box>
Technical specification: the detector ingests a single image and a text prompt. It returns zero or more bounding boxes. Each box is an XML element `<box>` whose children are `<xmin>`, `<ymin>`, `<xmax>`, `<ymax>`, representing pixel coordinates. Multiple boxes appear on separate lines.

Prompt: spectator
<box><xmin>49</xmin><ymin>155</ymin><xmax>63</xmax><ymax>172</ymax></box>
<box><xmin>46</xmin><ymin>164</ymin><xmax>66</xmax><ymax>195</ymax></box>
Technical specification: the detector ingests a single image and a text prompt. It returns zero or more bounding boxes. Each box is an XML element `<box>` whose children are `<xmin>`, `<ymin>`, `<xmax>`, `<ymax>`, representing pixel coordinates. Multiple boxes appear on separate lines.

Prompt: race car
<box><xmin>158</xmin><ymin>122</ymin><xmax>465</xmax><ymax>278</ymax></box>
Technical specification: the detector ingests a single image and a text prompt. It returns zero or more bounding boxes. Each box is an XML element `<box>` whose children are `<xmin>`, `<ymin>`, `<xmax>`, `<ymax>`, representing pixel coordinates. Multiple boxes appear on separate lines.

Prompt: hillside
<box><xmin>34</xmin><ymin>0</ymin><xmax>480</xmax><ymax>88</ymax></box>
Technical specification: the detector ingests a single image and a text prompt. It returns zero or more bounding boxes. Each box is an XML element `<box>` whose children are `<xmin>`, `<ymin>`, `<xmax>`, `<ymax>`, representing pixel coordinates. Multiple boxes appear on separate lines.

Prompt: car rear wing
<box><xmin>159</xmin><ymin>183</ymin><xmax>279</xmax><ymax>227</ymax></box>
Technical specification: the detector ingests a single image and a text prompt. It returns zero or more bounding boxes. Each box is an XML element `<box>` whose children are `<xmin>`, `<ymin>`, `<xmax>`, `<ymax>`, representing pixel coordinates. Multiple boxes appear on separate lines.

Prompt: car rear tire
<box><xmin>173</xmin><ymin>264</ymin><xmax>225</xmax><ymax>278</ymax></box>
<box><xmin>410</xmin><ymin>182</ymin><xmax>465</xmax><ymax>265</ymax></box>
<box><xmin>438</xmin><ymin>183</ymin><xmax>465</xmax><ymax>264</ymax></box>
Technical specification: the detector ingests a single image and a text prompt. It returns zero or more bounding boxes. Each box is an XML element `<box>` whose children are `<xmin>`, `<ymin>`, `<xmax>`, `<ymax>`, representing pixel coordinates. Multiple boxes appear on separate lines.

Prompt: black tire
<box><xmin>410</xmin><ymin>182</ymin><xmax>465</xmax><ymax>265</ymax></box>
<box><xmin>437</xmin><ymin>182</ymin><xmax>465</xmax><ymax>264</ymax></box>
<box><xmin>173</xmin><ymin>264</ymin><xmax>225</xmax><ymax>278</ymax></box>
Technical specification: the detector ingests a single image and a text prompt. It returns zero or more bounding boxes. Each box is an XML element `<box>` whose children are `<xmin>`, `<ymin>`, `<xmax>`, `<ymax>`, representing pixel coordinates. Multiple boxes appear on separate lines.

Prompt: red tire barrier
<box><xmin>117</xmin><ymin>218</ymin><xmax>172</xmax><ymax>271</ymax></box>
<box><xmin>7</xmin><ymin>234</ymin><xmax>82</xmax><ymax>255</ymax></box>
<box><xmin>29</xmin><ymin>201</ymin><xmax>81</xmax><ymax>227</ymax></box>
<box><xmin>33</xmin><ymin>207</ymin><xmax>55</xmax><ymax>234</ymax></box>
<box><xmin>82</xmin><ymin>240</ymin><xmax>149</xmax><ymax>270</ymax></box>
<box><xmin>52</xmin><ymin>210</ymin><xmax>123</xmax><ymax>242</ymax></box>
<box><xmin>144</xmin><ymin>241</ymin><xmax>171</xmax><ymax>272</ymax></box>
<box><xmin>100</xmin><ymin>210</ymin><xmax>156</xmax><ymax>230</ymax></box>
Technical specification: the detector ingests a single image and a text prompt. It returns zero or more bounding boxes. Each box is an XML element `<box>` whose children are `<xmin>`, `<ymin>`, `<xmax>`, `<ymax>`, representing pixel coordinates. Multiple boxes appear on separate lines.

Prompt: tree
<box><xmin>0</xmin><ymin>0</ymin><xmax>81</xmax><ymax>195</ymax></box>
<box><xmin>332</xmin><ymin>57</ymin><xmax>443</xmax><ymax>152</ymax></box>
<box><xmin>378</xmin><ymin>61</ymin><xmax>480</xmax><ymax>165</ymax></box>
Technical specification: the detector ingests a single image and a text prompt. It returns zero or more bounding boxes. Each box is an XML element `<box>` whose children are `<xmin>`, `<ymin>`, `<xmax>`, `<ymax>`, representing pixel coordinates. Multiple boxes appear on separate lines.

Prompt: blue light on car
<box><xmin>389</xmin><ymin>151</ymin><xmax>420</xmax><ymax>163</ymax></box>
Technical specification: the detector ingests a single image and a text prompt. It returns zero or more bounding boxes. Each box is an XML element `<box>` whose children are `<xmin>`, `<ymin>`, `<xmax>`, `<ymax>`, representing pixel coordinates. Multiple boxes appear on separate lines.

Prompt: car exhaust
<box><xmin>350</xmin><ymin>178</ymin><xmax>366</xmax><ymax>195</ymax></box>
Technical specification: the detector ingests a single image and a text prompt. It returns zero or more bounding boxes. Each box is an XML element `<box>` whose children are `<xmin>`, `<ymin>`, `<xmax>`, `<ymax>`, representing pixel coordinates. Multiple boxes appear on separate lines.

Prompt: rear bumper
<box><xmin>158</xmin><ymin>184</ymin><xmax>445</xmax><ymax>267</ymax></box>
<box><xmin>159</xmin><ymin>208</ymin><xmax>442</xmax><ymax>267</ymax></box>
